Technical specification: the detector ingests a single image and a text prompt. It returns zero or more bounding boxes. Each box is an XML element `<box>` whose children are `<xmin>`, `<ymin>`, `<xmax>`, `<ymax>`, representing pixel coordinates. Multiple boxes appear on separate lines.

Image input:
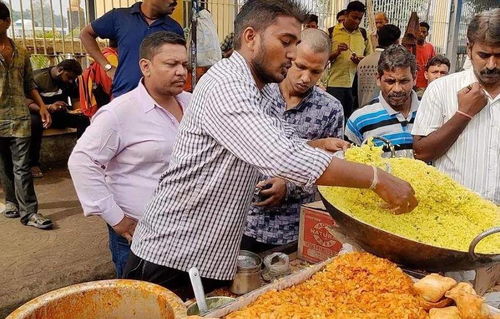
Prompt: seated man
<box><xmin>346</xmin><ymin>45</ymin><xmax>419</xmax><ymax>158</ymax></box>
<box><xmin>68</xmin><ymin>31</ymin><xmax>191</xmax><ymax>278</ymax></box>
<box><xmin>242</xmin><ymin>28</ymin><xmax>346</xmax><ymax>252</ymax></box>
<box><xmin>27</xmin><ymin>59</ymin><xmax>90</xmax><ymax>177</ymax></box>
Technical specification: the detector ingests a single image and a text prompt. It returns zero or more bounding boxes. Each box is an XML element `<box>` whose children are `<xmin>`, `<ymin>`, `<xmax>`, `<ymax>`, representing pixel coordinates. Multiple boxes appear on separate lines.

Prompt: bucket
<box><xmin>6</xmin><ymin>279</ymin><xmax>187</xmax><ymax>319</ymax></box>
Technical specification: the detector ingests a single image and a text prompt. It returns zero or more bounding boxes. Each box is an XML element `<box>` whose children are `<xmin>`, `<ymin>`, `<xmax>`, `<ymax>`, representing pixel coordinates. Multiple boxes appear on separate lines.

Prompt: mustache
<box><xmin>480</xmin><ymin>68</ymin><xmax>500</xmax><ymax>76</ymax></box>
<box><xmin>388</xmin><ymin>92</ymin><xmax>407</xmax><ymax>98</ymax></box>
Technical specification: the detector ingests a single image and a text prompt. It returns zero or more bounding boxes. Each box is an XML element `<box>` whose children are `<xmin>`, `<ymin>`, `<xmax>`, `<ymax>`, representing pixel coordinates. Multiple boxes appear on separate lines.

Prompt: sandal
<box><xmin>3</xmin><ymin>203</ymin><xmax>20</xmax><ymax>218</ymax></box>
<box><xmin>26</xmin><ymin>213</ymin><xmax>53</xmax><ymax>230</ymax></box>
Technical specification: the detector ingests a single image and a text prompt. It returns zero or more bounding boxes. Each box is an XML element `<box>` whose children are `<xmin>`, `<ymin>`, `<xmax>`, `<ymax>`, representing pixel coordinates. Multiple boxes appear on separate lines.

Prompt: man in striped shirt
<box><xmin>413</xmin><ymin>9</ymin><xmax>500</xmax><ymax>204</ymax></box>
<box><xmin>346</xmin><ymin>45</ymin><xmax>419</xmax><ymax>158</ymax></box>
<box><xmin>124</xmin><ymin>0</ymin><xmax>417</xmax><ymax>300</ymax></box>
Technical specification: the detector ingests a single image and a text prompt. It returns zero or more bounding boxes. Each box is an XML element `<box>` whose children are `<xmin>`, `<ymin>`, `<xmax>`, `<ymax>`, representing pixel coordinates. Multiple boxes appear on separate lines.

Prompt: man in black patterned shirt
<box><xmin>243</xmin><ymin>28</ymin><xmax>345</xmax><ymax>252</ymax></box>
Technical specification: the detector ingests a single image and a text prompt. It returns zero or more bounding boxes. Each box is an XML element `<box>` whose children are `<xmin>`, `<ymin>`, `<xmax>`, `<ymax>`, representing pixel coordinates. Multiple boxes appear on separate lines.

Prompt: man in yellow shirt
<box><xmin>327</xmin><ymin>1</ymin><xmax>373</xmax><ymax>119</ymax></box>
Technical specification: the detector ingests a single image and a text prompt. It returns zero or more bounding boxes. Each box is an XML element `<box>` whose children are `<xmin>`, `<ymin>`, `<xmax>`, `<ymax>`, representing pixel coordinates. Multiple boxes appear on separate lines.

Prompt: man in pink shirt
<box><xmin>415</xmin><ymin>21</ymin><xmax>436</xmax><ymax>91</ymax></box>
<box><xmin>68</xmin><ymin>31</ymin><xmax>190</xmax><ymax>277</ymax></box>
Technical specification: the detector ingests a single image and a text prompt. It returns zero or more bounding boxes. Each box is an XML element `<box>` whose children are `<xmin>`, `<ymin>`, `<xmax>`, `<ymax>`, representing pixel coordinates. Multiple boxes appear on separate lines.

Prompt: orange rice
<box><xmin>226</xmin><ymin>252</ymin><xmax>428</xmax><ymax>319</ymax></box>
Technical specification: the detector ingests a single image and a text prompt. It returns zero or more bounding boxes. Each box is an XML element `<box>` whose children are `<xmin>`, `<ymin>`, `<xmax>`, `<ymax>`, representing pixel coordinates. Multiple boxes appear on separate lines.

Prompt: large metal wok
<box><xmin>320</xmin><ymin>137</ymin><xmax>500</xmax><ymax>272</ymax></box>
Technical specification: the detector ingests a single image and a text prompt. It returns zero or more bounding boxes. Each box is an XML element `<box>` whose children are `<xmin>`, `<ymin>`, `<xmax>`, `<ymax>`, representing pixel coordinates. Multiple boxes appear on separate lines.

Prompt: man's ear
<box><xmin>242</xmin><ymin>27</ymin><xmax>259</xmax><ymax>52</ymax></box>
<box><xmin>466</xmin><ymin>42</ymin><xmax>473</xmax><ymax>59</ymax></box>
<box><xmin>376</xmin><ymin>75</ymin><xmax>381</xmax><ymax>88</ymax></box>
<box><xmin>424</xmin><ymin>71</ymin><xmax>429</xmax><ymax>81</ymax></box>
<box><xmin>139</xmin><ymin>58</ymin><xmax>151</xmax><ymax>77</ymax></box>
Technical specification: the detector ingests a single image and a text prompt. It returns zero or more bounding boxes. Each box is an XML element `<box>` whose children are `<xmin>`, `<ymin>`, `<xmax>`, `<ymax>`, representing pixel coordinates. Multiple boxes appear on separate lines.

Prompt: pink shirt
<box><xmin>68</xmin><ymin>80</ymin><xmax>191</xmax><ymax>226</ymax></box>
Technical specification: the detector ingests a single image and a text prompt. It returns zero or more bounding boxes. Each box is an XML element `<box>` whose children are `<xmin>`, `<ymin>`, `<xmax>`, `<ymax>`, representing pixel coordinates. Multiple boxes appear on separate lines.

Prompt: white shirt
<box><xmin>412</xmin><ymin>69</ymin><xmax>500</xmax><ymax>204</ymax></box>
<box><xmin>68</xmin><ymin>81</ymin><xmax>191</xmax><ymax>226</ymax></box>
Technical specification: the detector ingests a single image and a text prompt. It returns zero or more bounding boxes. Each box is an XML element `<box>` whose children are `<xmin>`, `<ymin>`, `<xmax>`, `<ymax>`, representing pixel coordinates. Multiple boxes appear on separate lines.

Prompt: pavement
<box><xmin>0</xmin><ymin>168</ymin><xmax>115</xmax><ymax>318</ymax></box>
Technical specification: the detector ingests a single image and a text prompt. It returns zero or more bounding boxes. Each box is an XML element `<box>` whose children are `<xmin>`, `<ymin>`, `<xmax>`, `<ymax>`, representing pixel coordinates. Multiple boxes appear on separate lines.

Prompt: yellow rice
<box><xmin>319</xmin><ymin>143</ymin><xmax>500</xmax><ymax>254</ymax></box>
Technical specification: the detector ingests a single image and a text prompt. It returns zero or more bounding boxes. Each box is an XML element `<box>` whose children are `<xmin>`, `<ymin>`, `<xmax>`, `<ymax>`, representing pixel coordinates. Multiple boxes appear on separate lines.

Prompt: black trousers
<box><xmin>327</xmin><ymin>87</ymin><xmax>355</xmax><ymax>120</ymax></box>
<box><xmin>240</xmin><ymin>235</ymin><xmax>279</xmax><ymax>254</ymax></box>
<box><xmin>123</xmin><ymin>251</ymin><xmax>230</xmax><ymax>301</ymax></box>
<box><xmin>30</xmin><ymin>110</ymin><xmax>90</xmax><ymax>167</ymax></box>
<box><xmin>0</xmin><ymin>137</ymin><xmax>38</xmax><ymax>223</ymax></box>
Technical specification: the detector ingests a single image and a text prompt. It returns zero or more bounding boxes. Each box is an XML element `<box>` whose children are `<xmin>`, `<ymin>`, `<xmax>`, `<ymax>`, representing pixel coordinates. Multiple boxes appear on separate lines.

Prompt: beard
<box><xmin>387</xmin><ymin>91</ymin><xmax>410</xmax><ymax>109</ymax></box>
<box><xmin>251</xmin><ymin>42</ymin><xmax>290</xmax><ymax>84</ymax></box>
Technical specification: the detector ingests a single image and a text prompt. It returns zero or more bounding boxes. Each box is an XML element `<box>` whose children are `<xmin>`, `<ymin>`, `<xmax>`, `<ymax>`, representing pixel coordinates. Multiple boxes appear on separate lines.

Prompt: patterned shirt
<box><xmin>131</xmin><ymin>52</ymin><xmax>334</xmax><ymax>280</ymax></box>
<box><xmin>244</xmin><ymin>83</ymin><xmax>344</xmax><ymax>245</ymax></box>
<box><xmin>0</xmin><ymin>40</ymin><xmax>35</xmax><ymax>138</ymax></box>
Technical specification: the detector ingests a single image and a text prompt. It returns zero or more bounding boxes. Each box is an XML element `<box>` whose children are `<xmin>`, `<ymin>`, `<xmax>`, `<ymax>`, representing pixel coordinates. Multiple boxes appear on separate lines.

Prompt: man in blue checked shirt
<box><xmin>80</xmin><ymin>0</ymin><xmax>183</xmax><ymax>98</ymax></box>
<box><xmin>242</xmin><ymin>28</ymin><xmax>345</xmax><ymax>252</ymax></box>
<box><xmin>345</xmin><ymin>45</ymin><xmax>420</xmax><ymax>158</ymax></box>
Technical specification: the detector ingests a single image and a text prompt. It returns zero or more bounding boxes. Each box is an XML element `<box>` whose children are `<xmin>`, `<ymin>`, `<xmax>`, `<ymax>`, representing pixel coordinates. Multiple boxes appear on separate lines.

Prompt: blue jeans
<box><xmin>107</xmin><ymin>225</ymin><xmax>131</xmax><ymax>278</ymax></box>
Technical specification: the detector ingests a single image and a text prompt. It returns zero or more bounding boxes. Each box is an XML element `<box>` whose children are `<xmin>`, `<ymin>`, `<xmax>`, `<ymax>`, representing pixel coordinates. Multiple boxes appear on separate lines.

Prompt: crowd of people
<box><xmin>0</xmin><ymin>0</ymin><xmax>498</xmax><ymax>302</ymax></box>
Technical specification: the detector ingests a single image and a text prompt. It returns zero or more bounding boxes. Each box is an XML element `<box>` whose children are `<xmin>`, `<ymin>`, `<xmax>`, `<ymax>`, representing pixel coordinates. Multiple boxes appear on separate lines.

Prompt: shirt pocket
<box><xmin>125</xmin><ymin>139</ymin><xmax>170</xmax><ymax>164</ymax></box>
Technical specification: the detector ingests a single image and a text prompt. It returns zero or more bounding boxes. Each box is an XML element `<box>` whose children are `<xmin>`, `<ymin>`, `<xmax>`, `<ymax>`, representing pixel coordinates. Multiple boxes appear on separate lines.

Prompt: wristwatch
<box><xmin>104</xmin><ymin>63</ymin><xmax>113</xmax><ymax>72</ymax></box>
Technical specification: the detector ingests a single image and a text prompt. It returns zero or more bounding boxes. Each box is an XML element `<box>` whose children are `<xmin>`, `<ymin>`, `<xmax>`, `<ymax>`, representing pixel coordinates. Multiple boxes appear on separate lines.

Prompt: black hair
<box><xmin>378</xmin><ymin>44</ymin><xmax>417</xmax><ymax>77</ymax></box>
<box><xmin>305</xmin><ymin>14</ymin><xmax>318</xmax><ymax>24</ymax></box>
<box><xmin>425</xmin><ymin>54</ymin><xmax>450</xmax><ymax>71</ymax></box>
<box><xmin>377</xmin><ymin>24</ymin><xmax>401</xmax><ymax>48</ymax></box>
<box><xmin>346</xmin><ymin>1</ymin><xmax>366</xmax><ymax>14</ymax></box>
<box><xmin>140</xmin><ymin>31</ymin><xmax>186</xmax><ymax>60</ymax></box>
<box><xmin>56</xmin><ymin>59</ymin><xmax>83</xmax><ymax>76</ymax></box>
<box><xmin>419</xmin><ymin>22</ymin><xmax>430</xmax><ymax>31</ymax></box>
<box><xmin>336</xmin><ymin>9</ymin><xmax>346</xmax><ymax>21</ymax></box>
<box><xmin>233</xmin><ymin>0</ymin><xmax>307</xmax><ymax>50</ymax></box>
<box><xmin>0</xmin><ymin>1</ymin><xmax>10</xmax><ymax>21</ymax></box>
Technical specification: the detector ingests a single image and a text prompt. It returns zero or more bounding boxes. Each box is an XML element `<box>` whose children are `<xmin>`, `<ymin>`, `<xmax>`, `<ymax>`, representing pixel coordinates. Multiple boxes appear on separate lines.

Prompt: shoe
<box><xmin>31</xmin><ymin>166</ymin><xmax>43</xmax><ymax>178</ymax></box>
<box><xmin>2</xmin><ymin>203</ymin><xmax>20</xmax><ymax>218</ymax></box>
<box><xmin>25</xmin><ymin>213</ymin><xmax>53</xmax><ymax>230</ymax></box>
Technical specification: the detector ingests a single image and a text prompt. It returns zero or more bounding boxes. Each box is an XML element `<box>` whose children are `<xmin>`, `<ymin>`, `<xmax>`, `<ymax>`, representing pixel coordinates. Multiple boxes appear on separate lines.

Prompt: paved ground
<box><xmin>0</xmin><ymin>168</ymin><xmax>115</xmax><ymax>318</ymax></box>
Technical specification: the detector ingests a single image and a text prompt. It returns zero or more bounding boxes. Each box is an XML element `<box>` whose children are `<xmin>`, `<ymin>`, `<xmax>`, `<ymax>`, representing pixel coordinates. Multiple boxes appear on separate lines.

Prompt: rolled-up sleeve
<box><xmin>412</xmin><ymin>82</ymin><xmax>445</xmax><ymax>137</ymax></box>
<box><xmin>68</xmin><ymin>109</ymin><xmax>124</xmax><ymax>226</ymax></box>
<box><xmin>203</xmin><ymin>79</ymin><xmax>333</xmax><ymax>187</ymax></box>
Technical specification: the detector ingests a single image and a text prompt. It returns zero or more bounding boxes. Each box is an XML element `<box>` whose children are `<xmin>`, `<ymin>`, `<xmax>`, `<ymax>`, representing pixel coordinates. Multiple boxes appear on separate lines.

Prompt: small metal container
<box><xmin>230</xmin><ymin>250</ymin><xmax>263</xmax><ymax>295</ymax></box>
<box><xmin>186</xmin><ymin>296</ymin><xmax>235</xmax><ymax>316</ymax></box>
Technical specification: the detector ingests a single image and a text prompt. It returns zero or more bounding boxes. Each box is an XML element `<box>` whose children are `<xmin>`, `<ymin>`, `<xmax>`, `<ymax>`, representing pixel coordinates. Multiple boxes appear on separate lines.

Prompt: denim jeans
<box><xmin>107</xmin><ymin>225</ymin><xmax>131</xmax><ymax>278</ymax></box>
<box><xmin>0</xmin><ymin>137</ymin><xmax>38</xmax><ymax>223</ymax></box>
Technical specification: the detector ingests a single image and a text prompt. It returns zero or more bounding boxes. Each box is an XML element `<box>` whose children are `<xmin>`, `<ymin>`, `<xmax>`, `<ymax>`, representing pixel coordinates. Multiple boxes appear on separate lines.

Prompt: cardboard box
<box><xmin>298</xmin><ymin>201</ymin><xmax>343</xmax><ymax>263</ymax></box>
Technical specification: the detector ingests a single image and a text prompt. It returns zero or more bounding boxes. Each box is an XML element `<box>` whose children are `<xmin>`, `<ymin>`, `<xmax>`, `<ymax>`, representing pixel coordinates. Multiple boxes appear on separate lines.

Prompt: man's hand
<box><xmin>112</xmin><ymin>215</ymin><xmax>138</xmax><ymax>243</ymax></box>
<box><xmin>457</xmin><ymin>82</ymin><xmax>488</xmax><ymax>117</ymax></box>
<box><xmin>373</xmin><ymin>169</ymin><xmax>418</xmax><ymax>214</ymax></box>
<box><xmin>336</xmin><ymin>43</ymin><xmax>349</xmax><ymax>53</ymax></box>
<box><xmin>350</xmin><ymin>54</ymin><xmax>364</xmax><ymax>64</ymax></box>
<box><xmin>48</xmin><ymin>101</ymin><xmax>68</xmax><ymax>113</ymax></box>
<box><xmin>308</xmin><ymin>138</ymin><xmax>350</xmax><ymax>152</ymax></box>
<box><xmin>254</xmin><ymin>178</ymin><xmax>287</xmax><ymax>207</ymax></box>
<box><xmin>39</xmin><ymin>105</ymin><xmax>52</xmax><ymax>128</ymax></box>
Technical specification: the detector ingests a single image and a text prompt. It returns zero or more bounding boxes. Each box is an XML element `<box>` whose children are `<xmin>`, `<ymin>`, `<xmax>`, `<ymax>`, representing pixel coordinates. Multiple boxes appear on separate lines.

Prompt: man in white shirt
<box><xmin>68</xmin><ymin>31</ymin><xmax>191</xmax><ymax>277</ymax></box>
<box><xmin>412</xmin><ymin>8</ymin><xmax>500</xmax><ymax>204</ymax></box>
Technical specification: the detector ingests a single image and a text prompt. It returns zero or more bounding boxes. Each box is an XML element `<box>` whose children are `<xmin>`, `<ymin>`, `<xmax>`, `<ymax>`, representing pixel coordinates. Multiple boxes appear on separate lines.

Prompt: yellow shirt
<box><xmin>327</xmin><ymin>23</ymin><xmax>373</xmax><ymax>88</ymax></box>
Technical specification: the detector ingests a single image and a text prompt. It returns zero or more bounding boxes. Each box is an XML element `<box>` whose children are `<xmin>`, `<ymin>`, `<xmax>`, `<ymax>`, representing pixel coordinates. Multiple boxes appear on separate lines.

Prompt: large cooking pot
<box><xmin>319</xmin><ymin>191</ymin><xmax>500</xmax><ymax>272</ymax></box>
<box><xmin>6</xmin><ymin>279</ymin><xmax>187</xmax><ymax>319</ymax></box>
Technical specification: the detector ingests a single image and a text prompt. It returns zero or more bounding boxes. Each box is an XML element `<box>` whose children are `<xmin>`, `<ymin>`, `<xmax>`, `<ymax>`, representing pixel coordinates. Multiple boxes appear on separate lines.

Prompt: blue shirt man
<box><xmin>88</xmin><ymin>2</ymin><xmax>183</xmax><ymax>97</ymax></box>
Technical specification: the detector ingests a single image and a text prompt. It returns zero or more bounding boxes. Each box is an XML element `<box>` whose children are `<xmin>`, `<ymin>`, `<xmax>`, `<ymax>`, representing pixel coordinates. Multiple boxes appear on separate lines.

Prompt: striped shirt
<box><xmin>131</xmin><ymin>52</ymin><xmax>334</xmax><ymax>280</ymax></box>
<box><xmin>345</xmin><ymin>91</ymin><xmax>419</xmax><ymax>157</ymax></box>
<box><xmin>412</xmin><ymin>69</ymin><xmax>500</xmax><ymax>204</ymax></box>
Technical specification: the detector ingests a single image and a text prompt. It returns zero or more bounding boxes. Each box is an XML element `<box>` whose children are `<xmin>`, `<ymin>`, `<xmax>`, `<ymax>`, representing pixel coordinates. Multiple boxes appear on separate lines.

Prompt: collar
<box><xmin>230</xmin><ymin>51</ymin><xmax>260</xmax><ymax>89</ymax></box>
<box><xmin>129</xmin><ymin>2</ymin><xmax>142</xmax><ymax>14</ymax></box>
<box><xmin>262</xmin><ymin>83</ymin><xmax>316</xmax><ymax>112</ymax></box>
<box><xmin>338</xmin><ymin>23</ymin><xmax>361</xmax><ymax>34</ymax></box>
<box><xmin>378</xmin><ymin>90</ymin><xmax>419</xmax><ymax>117</ymax></box>
<box><xmin>134</xmin><ymin>79</ymin><xmax>188</xmax><ymax>113</ymax></box>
